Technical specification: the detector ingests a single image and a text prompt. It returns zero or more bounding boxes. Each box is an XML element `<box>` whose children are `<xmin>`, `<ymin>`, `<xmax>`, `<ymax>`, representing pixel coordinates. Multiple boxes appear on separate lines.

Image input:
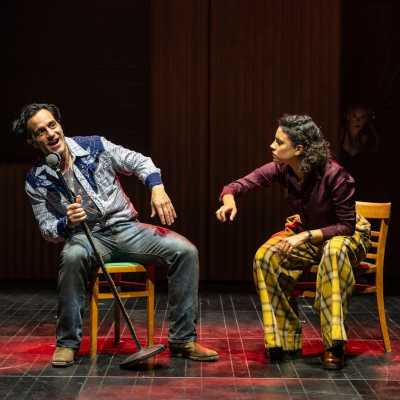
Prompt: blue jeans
<box><xmin>57</xmin><ymin>221</ymin><xmax>199</xmax><ymax>349</ymax></box>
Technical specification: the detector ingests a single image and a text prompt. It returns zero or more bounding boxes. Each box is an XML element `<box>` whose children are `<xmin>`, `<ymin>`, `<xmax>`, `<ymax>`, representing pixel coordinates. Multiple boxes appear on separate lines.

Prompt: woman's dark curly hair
<box><xmin>12</xmin><ymin>103</ymin><xmax>61</xmax><ymax>139</ymax></box>
<box><xmin>278</xmin><ymin>114</ymin><xmax>330</xmax><ymax>175</ymax></box>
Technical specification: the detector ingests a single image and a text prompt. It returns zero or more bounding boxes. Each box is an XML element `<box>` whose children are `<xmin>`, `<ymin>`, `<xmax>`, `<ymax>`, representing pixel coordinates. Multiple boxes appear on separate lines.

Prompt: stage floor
<box><xmin>0</xmin><ymin>287</ymin><xmax>399</xmax><ymax>399</ymax></box>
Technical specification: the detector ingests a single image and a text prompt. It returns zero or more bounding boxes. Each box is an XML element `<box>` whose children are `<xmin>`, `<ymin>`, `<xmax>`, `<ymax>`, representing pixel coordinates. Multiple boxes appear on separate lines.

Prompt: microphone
<box><xmin>45</xmin><ymin>152</ymin><xmax>75</xmax><ymax>203</ymax></box>
<box><xmin>45</xmin><ymin>152</ymin><xmax>62</xmax><ymax>171</ymax></box>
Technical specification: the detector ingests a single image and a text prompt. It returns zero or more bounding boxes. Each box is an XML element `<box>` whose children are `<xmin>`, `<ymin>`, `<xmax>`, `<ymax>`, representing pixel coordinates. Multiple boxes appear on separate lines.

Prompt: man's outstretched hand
<box><xmin>150</xmin><ymin>185</ymin><xmax>177</xmax><ymax>226</ymax></box>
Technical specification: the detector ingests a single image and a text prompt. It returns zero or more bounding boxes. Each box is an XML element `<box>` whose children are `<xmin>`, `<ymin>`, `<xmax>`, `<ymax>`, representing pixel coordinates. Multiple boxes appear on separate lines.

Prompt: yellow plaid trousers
<box><xmin>253</xmin><ymin>214</ymin><xmax>371</xmax><ymax>350</ymax></box>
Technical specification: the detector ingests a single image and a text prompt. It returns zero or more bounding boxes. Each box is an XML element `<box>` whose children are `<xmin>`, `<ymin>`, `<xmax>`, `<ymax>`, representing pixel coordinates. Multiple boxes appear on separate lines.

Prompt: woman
<box><xmin>216</xmin><ymin>114</ymin><xmax>370</xmax><ymax>370</ymax></box>
<box><xmin>339</xmin><ymin>104</ymin><xmax>379</xmax><ymax>166</ymax></box>
<box><xmin>339</xmin><ymin>104</ymin><xmax>380</xmax><ymax>200</ymax></box>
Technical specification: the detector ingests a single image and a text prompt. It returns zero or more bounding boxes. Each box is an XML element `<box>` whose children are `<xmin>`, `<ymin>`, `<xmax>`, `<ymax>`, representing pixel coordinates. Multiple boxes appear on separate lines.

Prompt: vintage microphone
<box><xmin>45</xmin><ymin>152</ymin><xmax>165</xmax><ymax>368</ymax></box>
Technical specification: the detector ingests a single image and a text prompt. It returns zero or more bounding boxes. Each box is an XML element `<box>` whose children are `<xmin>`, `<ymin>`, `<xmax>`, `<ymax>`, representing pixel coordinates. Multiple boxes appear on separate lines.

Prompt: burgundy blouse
<box><xmin>220</xmin><ymin>159</ymin><xmax>356</xmax><ymax>240</ymax></box>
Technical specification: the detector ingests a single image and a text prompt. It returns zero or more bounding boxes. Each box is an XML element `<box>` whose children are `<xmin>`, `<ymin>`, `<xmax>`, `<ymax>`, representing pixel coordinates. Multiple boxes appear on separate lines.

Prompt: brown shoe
<box><xmin>322</xmin><ymin>348</ymin><xmax>344</xmax><ymax>370</ymax></box>
<box><xmin>51</xmin><ymin>347</ymin><xmax>76</xmax><ymax>368</ymax></box>
<box><xmin>169</xmin><ymin>341</ymin><xmax>219</xmax><ymax>361</ymax></box>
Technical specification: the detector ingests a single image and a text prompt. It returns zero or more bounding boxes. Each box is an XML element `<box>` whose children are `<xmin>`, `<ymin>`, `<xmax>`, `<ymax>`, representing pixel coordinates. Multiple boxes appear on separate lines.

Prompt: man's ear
<box><xmin>294</xmin><ymin>144</ymin><xmax>304</xmax><ymax>156</ymax></box>
<box><xmin>27</xmin><ymin>136</ymin><xmax>38</xmax><ymax>149</ymax></box>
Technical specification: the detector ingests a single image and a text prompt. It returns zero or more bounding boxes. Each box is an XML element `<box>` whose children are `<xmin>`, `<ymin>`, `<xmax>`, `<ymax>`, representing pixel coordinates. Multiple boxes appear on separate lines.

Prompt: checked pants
<box><xmin>253</xmin><ymin>214</ymin><xmax>371</xmax><ymax>350</ymax></box>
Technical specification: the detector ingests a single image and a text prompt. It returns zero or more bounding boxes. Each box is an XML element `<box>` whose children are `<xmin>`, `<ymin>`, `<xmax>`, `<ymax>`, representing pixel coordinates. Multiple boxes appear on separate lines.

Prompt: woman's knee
<box><xmin>254</xmin><ymin>241</ymin><xmax>279</xmax><ymax>265</ymax></box>
<box><xmin>322</xmin><ymin>237</ymin><xmax>351</xmax><ymax>260</ymax></box>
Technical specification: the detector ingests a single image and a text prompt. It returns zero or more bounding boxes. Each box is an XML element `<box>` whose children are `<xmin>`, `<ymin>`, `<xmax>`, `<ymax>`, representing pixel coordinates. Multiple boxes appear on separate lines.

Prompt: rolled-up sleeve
<box><xmin>101</xmin><ymin>137</ymin><xmax>162</xmax><ymax>188</ymax></box>
<box><xmin>220</xmin><ymin>162</ymin><xmax>282</xmax><ymax>201</ymax></box>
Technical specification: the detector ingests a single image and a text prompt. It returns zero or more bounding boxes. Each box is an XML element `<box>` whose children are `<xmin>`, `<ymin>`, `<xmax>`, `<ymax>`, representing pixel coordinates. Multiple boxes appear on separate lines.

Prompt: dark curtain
<box><xmin>342</xmin><ymin>0</ymin><xmax>400</xmax><ymax>288</ymax></box>
<box><xmin>4</xmin><ymin>0</ymin><xmax>398</xmax><ymax>291</ymax></box>
<box><xmin>151</xmin><ymin>0</ymin><xmax>341</xmax><ymax>282</ymax></box>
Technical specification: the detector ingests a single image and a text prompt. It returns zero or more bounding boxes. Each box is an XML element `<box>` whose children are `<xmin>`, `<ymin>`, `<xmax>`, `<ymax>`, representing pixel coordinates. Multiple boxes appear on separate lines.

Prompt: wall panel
<box><xmin>150</xmin><ymin>0</ymin><xmax>210</xmax><ymax>279</ymax></box>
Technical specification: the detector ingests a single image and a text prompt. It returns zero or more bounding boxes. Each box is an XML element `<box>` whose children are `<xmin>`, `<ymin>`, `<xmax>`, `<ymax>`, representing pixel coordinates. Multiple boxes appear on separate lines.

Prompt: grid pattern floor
<box><xmin>1</xmin><ymin>287</ymin><xmax>400</xmax><ymax>399</ymax></box>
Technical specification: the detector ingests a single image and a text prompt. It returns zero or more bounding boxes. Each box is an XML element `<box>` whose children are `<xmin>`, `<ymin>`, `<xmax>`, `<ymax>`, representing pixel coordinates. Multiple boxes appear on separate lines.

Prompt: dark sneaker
<box><xmin>265</xmin><ymin>347</ymin><xmax>284</xmax><ymax>362</ymax></box>
<box><xmin>265</xmin><ymin>347</ymin><xmax>301</xmax><ymax>362</ymax></box>
<box><xmin>322</xmin><ymin>346</ymin><xmax>344</xmax><ymax>370</ymax></box>
<box><xmin>169</xmin><ymin>341</ymin><xmax>219</xmax><ymax>361</ymax></box>
<box><xmin>51</xmin><ymin>347</ymin><xmax>76</xmax><ymax>368</ymax></box>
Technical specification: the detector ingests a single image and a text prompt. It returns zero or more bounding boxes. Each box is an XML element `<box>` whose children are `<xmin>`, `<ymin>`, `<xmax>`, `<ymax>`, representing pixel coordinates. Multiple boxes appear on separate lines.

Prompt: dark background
<box><xmin>1</xmin><ymin>1</ymin><xmax>399</xmax><ymax>291</ymax></box>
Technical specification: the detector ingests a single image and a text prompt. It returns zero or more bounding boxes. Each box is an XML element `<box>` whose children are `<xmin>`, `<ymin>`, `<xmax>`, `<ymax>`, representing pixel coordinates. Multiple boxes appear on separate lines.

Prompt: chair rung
<box><xmin>357</xmin><ymin>262</ymin><xmax>376</xmax><ymax>272</ymax></box>
<box><xmin>354</xmin><ymin>284</ymin><xmax>376</xmax><ymax>294</ymax></box>
<box><xmin>105</xmin><ymin>262</ymin><xmax>145</xmax><ymax>268</ymax></box>
<box><xmin>97</xmin><ymin>290</ymin><xmax>149</xmax><ymax>299</ymax></box>
<box><xmin>100</xmin><ymin>266</ymin><xmax>147</xmax><ymax>274</ymax></box>
<box><xmin>98</xmin><ymin>280</ymin><xmax>146</xmax><ymax>289</ymax></box>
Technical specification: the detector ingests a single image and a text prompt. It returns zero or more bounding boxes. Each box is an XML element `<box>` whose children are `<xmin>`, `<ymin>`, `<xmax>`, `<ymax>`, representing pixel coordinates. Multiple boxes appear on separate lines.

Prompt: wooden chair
<box><xmin>294</xmin><ymin>201</ymin><xmax>392</xmax><ymax>352</ymax></box>
<box><xmin>89</xmin><ymin>262</ymin><xmax>155</xmax><ymax>359</ymax></box>
<box><xmin>353</xmin><ymin>201</ymin><xmax>391</xmax><ymax>352</ymax></box>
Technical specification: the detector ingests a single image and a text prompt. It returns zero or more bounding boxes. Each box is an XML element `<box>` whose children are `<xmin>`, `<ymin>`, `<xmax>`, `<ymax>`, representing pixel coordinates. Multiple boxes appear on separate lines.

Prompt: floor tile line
<box><xmin>219</xmin><ymin>294</ymin><xmax>236</xmax><ymax>378</ymax></box>
<box><xmin>229</xmin><ymin>295</ymin><xmax>252</xmax><ymax>378</ymax></box>
<box><xmin>3</xmin><ymin>375</ymin><xmax>398</xmax><ymax>382</ymax></box>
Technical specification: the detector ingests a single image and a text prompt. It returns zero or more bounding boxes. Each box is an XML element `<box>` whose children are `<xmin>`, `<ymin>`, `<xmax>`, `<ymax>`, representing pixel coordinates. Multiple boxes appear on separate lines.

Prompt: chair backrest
<box><xmin>355</xmin><ymin>202</ymin><xmax>392</xmax><ymax>351</ymax></box>
<box><xmin>355</xmin><ymin>201</ymin><xmax>391</xmax><ymax>274</ymax></box>
<box><xmin>294</xmin><ymin>201</ymin><xmax>391</xmax><ymax>297</ymax></box>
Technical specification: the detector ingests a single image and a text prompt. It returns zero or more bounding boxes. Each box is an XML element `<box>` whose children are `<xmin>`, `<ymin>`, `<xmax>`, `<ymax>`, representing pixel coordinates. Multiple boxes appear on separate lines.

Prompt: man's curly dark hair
<box><xmin>278</xmin><ymin>114</ymin><xmax>330</xmax><ymax>175</ymax></box>
<box><xmin>12</xmin><ymin>103</ymin><xmax>62</xmax><ymax>139</ymax></box>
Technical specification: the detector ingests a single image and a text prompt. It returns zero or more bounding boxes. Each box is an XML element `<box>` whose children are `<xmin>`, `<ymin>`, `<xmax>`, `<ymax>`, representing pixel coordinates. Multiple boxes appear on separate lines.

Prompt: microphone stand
<box><xmin>48</xmin><ymin>153</ymin><xmax>165</xmax><ymax>368</ymax></box>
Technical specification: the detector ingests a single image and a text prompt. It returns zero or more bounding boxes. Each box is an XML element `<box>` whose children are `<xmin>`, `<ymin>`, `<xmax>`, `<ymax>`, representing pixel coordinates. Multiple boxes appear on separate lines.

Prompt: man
<box><xmin>13</xmin><ymin>103</ymin><xmax>218</xmax><ymax>367</ymax></box>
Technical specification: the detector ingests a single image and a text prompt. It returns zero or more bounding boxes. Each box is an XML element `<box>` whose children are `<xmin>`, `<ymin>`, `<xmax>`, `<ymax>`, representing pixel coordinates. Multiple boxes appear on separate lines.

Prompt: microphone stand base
<box><xmin>119</xmin><ymin>344</ymin><xmax>165</xmax><ymax>369</ymax></box>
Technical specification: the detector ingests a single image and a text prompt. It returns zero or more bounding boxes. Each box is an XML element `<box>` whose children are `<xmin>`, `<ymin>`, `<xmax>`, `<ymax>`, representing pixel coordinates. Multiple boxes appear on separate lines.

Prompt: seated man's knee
<box><xmin>61</xmin><ymin>244</ymin><xmax>91</xmax><ymax>270</ymax></box>
<box><xmin>166</xmin><ymin>234</ymin><xmax>199</xmax><ymax>264</ymax></box>
<box><xmin>179</xmin><ymin>240</ymin><xmax>199</xmax><ymax>262</ymax></box>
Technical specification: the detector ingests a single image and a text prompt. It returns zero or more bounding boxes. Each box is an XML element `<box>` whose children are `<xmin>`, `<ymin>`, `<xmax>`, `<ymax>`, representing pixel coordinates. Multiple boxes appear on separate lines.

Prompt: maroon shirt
<box><xmin>220</xmin><ymin>159</ymin><xmax>356</xmax><ymax>240</ymax></box>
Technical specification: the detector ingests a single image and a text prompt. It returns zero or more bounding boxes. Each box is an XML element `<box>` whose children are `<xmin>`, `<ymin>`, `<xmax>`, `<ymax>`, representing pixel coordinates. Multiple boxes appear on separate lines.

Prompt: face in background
<box><xmin>27</xmin><ymin>109</ymin><xmax>67</xmax><ymax>156</ymax></box>
<box><xmin>270</xmin><ymin>127</ymin><xmax>303</xmax><ymax>166</ymax></box>
<box><xmin>347</xmin><ymin>108</ymin><xmax>369</xmax><ymax>136</ymax></box>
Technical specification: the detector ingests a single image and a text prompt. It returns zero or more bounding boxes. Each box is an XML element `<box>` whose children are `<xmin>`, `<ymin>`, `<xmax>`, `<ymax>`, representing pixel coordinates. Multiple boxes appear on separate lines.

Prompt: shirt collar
<box><xmin>34</xmin><ymin>137</ymin><xmax>89</xmax><ymax>177</ymax></box>
<box><xmin>66</xmin><ymin>137</ymin><xmax>89</xmax><ymax>158</ymax></box>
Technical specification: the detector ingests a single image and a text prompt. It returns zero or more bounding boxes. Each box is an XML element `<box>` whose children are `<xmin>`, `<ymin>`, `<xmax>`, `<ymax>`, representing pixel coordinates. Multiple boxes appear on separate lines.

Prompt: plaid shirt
<box><xmin>25</xmin><ymin>135</ymin><xmax>162</xmax><ymax>243</ymax></box>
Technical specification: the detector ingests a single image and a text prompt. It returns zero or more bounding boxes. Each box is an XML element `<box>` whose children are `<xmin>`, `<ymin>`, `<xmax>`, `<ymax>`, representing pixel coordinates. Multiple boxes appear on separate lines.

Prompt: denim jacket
<box><xmin>25</xmin><ymin>136</ymin><xmax>162</xmax><ymax>243</ymax></box>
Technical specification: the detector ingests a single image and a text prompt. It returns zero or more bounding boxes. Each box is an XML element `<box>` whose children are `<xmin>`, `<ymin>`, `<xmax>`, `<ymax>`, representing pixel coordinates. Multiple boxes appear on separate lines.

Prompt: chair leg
<box><xmin>376</xmin><ymin>286</ymin><xmax>391</xmax><ymax>352</ymax></box>
<box><xmin>113</xmin><ymin>299</ymin><xmax>121</xmax><ymax>345</ymax></box>
<box><xmin>113</xmin><ymin>273</ymin><xmax>121</xmax><ymax>344</ymax></box>
<box><xmin>89</xmin><ymin>278</ymin><xmax>99</xmax><ymax>360</ymax></box>
<box><xmin>146</xmin><ymin>266</ymin><xmax>155</xmax><ymax>346</ymax></box>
